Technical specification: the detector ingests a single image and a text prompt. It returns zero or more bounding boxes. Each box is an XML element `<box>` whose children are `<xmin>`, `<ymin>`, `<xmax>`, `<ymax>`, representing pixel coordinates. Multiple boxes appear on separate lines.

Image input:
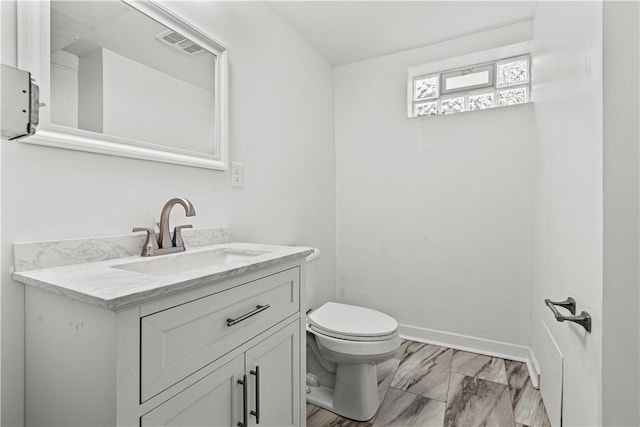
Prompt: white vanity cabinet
<box><xmin>23</xmin><ymin>258</ymin><xmax>307</xmax><ymax>427</ymax></box>
<box><xmin>141</xmin><ymin>321</ymin><xmax>300</xmax><ymax>427</ymax></box>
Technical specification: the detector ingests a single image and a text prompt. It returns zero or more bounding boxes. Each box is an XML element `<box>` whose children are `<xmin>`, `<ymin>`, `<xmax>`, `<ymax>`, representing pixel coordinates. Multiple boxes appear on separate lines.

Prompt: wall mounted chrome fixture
<box><xmin>545</xmin><ymin>297</ymin><xmax>592</xmax><ymax>333</ymax></box>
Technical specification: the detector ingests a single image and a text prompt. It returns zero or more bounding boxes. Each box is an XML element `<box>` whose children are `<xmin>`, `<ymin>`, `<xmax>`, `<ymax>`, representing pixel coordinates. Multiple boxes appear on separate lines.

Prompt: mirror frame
<box><xmin>17</xmin><ymin>0</ymin><xmax>229</xmax><ymax>170</ymax></box>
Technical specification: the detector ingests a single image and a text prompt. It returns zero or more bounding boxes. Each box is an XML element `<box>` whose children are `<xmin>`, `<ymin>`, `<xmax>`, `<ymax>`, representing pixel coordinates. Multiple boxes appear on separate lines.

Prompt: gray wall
<box><xmin>603</xmin><ymin>1</ymin><xmax>640</xmax><ymax>425</ymax></box>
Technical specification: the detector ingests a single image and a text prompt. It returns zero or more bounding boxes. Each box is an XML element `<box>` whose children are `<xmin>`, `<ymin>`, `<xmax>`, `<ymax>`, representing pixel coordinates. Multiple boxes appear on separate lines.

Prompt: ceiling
<box><xmin>268</xmin><ymin>1</ymin><xmax>538</xmax><ymax>66</ymax></box>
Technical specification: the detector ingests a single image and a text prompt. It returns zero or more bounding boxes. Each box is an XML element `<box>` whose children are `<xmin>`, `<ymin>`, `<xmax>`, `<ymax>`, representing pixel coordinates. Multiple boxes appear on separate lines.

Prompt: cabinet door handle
<box><xmin>237</xmin><ymin>374</ymin><xmax>248</xmax><ymax>427</ymax></box>
<box><xmin>250</xmin><ymin>365</ymin><xmax>260</xmax><ymax>424</ymax></box>
<box><xmin>227</xmin><ymin>304</ymin><xmax>270</xmax><ymax>326</ymax></box>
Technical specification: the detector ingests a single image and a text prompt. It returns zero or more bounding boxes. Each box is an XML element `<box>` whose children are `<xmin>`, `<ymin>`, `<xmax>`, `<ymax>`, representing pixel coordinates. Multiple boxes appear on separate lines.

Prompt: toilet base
<box><xmin>307</xmin><ymin>385</ymin><xmax>334</xmax><ymax>411</ymax></box>
<box><xmin>307</xmin><ymin>362</ymin><xmax>380</xmax><ymax>422</ymax></box>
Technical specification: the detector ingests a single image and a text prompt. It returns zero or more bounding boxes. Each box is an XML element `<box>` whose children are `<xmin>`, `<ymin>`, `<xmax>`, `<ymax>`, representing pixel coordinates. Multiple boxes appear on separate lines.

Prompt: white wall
<box><xmin>78</xmin><ymin>48</ymin><xmax>104</xmax><ymax>133</ymax></box>
<box><xmin>530</xmin><ymin>2</ymin><xmax>604</xmax><ymax>425</ymax></box>
<box><xmin>50</xmin><ymin>50</ymin><xmax>79</xmax><ymax>128</ymax></box>
<box><xmin>334</xmin><ymin>22</ymin><xmax>535</xmax><ymax>346</ymax></box>
<box><xmin>0</xmin><ymin>2</ymin><xmax>336</xmax><ymax>425</ymax></box>
<box><xmin>602</xmin><ymin>1</ymin><xmax>640</xmax><ymax>425</ymax></box>
<box><xmin>101</xmin><ymin>48</ymin><xmax>216</xmax><ymax>153</ymax></box>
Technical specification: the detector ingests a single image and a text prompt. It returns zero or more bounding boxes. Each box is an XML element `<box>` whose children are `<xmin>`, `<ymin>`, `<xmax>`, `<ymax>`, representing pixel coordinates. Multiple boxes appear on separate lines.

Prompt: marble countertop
<box><xmin>12</xmin><ymin>242</ymin><xmax>313</xmax><ymax>311</ymax></box>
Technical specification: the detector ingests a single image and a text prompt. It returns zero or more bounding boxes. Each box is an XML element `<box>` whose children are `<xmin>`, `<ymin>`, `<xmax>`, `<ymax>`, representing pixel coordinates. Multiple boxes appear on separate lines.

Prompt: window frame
<box><xmin>407</xmin><ymin>41</ymin><xmax>533</xmax><ymax>119</ymax></box>
<box><xmin>440</xmin><ymin>63</ymin><xmax>495</xmax><ymax>95</ymax></box>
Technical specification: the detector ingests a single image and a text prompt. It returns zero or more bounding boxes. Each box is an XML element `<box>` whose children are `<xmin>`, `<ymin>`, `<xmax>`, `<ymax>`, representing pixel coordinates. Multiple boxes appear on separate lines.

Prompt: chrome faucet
<box><xmin>133</xmin><ymin>197</ymin><xmax>196</xmax><ymax>256</ymax></box>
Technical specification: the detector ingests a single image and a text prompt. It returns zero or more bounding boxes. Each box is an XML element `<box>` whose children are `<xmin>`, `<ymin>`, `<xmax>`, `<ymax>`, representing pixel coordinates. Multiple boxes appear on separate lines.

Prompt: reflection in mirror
<box><xmin>49</xmin><ymin>1</ymin><xmax>217</xmax><ymax>156</ymax></box>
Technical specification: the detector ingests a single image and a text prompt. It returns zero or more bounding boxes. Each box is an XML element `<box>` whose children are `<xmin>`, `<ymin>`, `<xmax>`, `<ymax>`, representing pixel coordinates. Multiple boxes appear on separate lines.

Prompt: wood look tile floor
<box><xmin>307</xmin><ymin>340</ymin><xmax>551</xmax><ymax>427</ymax></box>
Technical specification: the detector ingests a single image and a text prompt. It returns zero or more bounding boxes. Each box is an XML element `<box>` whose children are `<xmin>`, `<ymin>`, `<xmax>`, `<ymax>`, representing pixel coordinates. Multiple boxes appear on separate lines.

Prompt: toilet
<box><xmin>304</xmin><ymin>248</ymin><xmax>400</xmax><ymax>421</ymax></box>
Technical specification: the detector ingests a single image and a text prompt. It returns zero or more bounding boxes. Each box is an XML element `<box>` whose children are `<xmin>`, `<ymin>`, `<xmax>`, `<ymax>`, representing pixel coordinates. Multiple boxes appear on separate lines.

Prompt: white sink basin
<box><xmin>112</xmin><ymin>248</ymin><xmax>267</xmax><ymax>276</ymax></box>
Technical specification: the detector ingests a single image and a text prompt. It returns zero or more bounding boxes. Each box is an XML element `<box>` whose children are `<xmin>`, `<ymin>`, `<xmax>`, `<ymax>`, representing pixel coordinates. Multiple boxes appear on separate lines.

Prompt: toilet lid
<box><xmin>308</xmin><ymin>302</ymin><xmax>398</xmax><ymax>339</ymax></box>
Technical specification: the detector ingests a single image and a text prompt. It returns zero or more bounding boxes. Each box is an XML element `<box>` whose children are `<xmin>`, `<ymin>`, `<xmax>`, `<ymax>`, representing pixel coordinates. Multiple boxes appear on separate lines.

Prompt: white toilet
<box><xmin>304</xmin><ymin>249</ymin><xmax>400</xmax><ymax>421</ymax></box>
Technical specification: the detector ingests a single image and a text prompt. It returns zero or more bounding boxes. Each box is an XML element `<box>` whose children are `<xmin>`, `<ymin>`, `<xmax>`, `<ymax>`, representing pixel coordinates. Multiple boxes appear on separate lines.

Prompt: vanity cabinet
<box><xmin>140</xmin><ymin>267</ymin><xmax>299</xmax><ymax>402</ymax></box>
<box><xmin>141</xmin><ymin>321</ymin><xmax>300</xmax><ymax>426</ymax></box>
<box><xmin>23</xmin><ymin>258</ymin><xmax>306</xmax><ymax>427</ymax></box>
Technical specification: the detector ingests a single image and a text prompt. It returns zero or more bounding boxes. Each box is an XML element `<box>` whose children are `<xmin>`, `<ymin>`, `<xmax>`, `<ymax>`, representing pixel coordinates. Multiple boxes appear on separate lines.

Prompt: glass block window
<box><xmin>497</xmin><ymin>57</ymin><xmax>529</xmax><ymax>88</ymax></box>
<box><xmin>409</xmin><ymin>54</ymin><xmax>530</xmax><ymax>118</ymax></box>
<box><xmin>415</xmin><ymin>101</ymin><xmax>439</xmax><ymax>117</ymax></box>
<box><xmin>441</xmin><ymin>96</ymin><xmax>464</xmax><ymax>115</ymax></box>
<box><xmin>414</xmin><ymin>75</ymin><xmax>439</xmax><ymax>100</ymax></box>
<box><xmin>498</xmin><ymin>87</ymin><xmax>528</xmax><ymax>106</ymax></box>
<box><xmin>468</xmin><ymin>91</ymin><xmax>495</xmax><ymax>111</ymax></box>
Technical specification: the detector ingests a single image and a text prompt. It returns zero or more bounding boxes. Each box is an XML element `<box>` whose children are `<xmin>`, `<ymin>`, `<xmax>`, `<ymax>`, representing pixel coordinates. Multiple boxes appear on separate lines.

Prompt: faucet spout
<box><xmin>158</xmin><ymin>197</ymin><xmax>196</xmax><ymax>249</ymax></box>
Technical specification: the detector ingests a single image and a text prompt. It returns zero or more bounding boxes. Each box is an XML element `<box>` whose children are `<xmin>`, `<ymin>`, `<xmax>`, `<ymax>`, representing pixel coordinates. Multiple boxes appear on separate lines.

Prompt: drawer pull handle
<box><xmin>237</xmin><ymin>374</ymin><xmax>248</xmax><ymax>427</ymax></box>
<box><xmin>250</xmin><ymin>365</ymin><xmax>260</xmax><ymax>424</ymax></box>
<box><xmin>227</xmin><ymin>304</ymin><xmax>270</xmax><ymax>327</ymax></box>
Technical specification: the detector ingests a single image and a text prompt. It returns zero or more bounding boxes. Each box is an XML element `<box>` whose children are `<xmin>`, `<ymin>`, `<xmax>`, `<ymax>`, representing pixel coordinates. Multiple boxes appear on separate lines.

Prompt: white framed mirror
<box><xmin>17</xmin><ymin>0</ymin><xmax>229</xmax><ymax>170</ymax></box>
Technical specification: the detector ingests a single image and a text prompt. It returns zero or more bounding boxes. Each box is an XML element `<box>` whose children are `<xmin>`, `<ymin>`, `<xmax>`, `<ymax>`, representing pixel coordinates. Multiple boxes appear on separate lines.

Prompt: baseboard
<box><xmin>399</xmin><ymin>324</ymin><xmax>540</xmax><ymax>389</ymax></box>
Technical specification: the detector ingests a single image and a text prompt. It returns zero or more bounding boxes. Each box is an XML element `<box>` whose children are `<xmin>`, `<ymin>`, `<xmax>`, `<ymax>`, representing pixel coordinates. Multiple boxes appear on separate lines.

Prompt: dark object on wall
<box><xmin>1</xmin><ymin>64</ymin><xmax>40</xmax><ymax>140</ymax></box>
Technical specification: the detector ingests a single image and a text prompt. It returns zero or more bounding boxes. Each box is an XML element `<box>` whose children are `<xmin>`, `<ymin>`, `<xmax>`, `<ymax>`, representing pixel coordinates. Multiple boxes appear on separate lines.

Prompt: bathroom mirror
<box><xmin>17</xmin><ymin>0</ymin><xmax>228</xmax><ymax>170</ymax></box>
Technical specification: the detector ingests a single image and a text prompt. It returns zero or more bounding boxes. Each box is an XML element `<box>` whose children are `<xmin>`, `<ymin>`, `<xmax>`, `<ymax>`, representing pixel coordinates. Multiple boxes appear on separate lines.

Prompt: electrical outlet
<box><xmin>231</xmin><ymin>162</ymin><xmax>244</xmax><ymax>188</ymax></box>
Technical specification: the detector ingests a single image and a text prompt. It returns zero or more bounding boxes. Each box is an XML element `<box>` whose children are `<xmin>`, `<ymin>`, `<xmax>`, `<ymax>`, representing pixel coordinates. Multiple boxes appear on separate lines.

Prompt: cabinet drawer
<box><xmin>140</xmin><ymin>267</ymin><xmax>299</xmax><ymax>402</ymax></box>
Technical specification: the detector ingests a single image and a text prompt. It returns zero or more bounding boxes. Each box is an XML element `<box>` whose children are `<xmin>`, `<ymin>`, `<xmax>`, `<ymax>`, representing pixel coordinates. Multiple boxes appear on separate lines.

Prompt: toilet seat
<box><xmin>308</xmin><ymin>325</ymin><xmax>397</xmax><ymax>342</ymax></box>
<box><xmin>308</xmin><ymin>302</ymin><xmax>399</xmax><ymax>341</ymax></box>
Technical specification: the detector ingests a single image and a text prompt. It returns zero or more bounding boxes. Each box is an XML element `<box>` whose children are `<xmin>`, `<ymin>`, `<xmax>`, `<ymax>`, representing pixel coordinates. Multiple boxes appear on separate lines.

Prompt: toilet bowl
<box><xmin>303</xmin><ymin>249</ymin><xmax>400</xmax><ymax>421</ymax></box>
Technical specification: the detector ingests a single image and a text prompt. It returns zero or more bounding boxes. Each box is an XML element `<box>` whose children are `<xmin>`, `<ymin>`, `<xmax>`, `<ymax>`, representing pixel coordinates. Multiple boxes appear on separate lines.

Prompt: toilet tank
<box><xmin>304</xmin><ymin>248</ymin><xmax>320</xmax><ymax>310</ymax></box>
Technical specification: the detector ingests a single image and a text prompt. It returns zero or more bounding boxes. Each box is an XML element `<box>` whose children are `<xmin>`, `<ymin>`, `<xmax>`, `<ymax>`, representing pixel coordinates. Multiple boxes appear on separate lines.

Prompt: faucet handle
<box><xmin>173</xmin><ymin>224</ymin><xmax>193</xmax><ymax>248</ymax></box>
<box><xmin>133</xmin><ymin>227</ymin><xmax>159</xmax><ymax>256</ymax></box>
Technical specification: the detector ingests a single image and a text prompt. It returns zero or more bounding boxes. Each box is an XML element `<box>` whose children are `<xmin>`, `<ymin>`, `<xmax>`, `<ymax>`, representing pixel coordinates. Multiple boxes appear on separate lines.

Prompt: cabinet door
<box><xmin>245</xmin><ymin>320</ymin><xmax>300</xmax><ymax>427</ymax></box>
<box><xmin>141</xmin><ymin>354</ymin><xmax>244</xmax><ymax>427</ymax></box>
